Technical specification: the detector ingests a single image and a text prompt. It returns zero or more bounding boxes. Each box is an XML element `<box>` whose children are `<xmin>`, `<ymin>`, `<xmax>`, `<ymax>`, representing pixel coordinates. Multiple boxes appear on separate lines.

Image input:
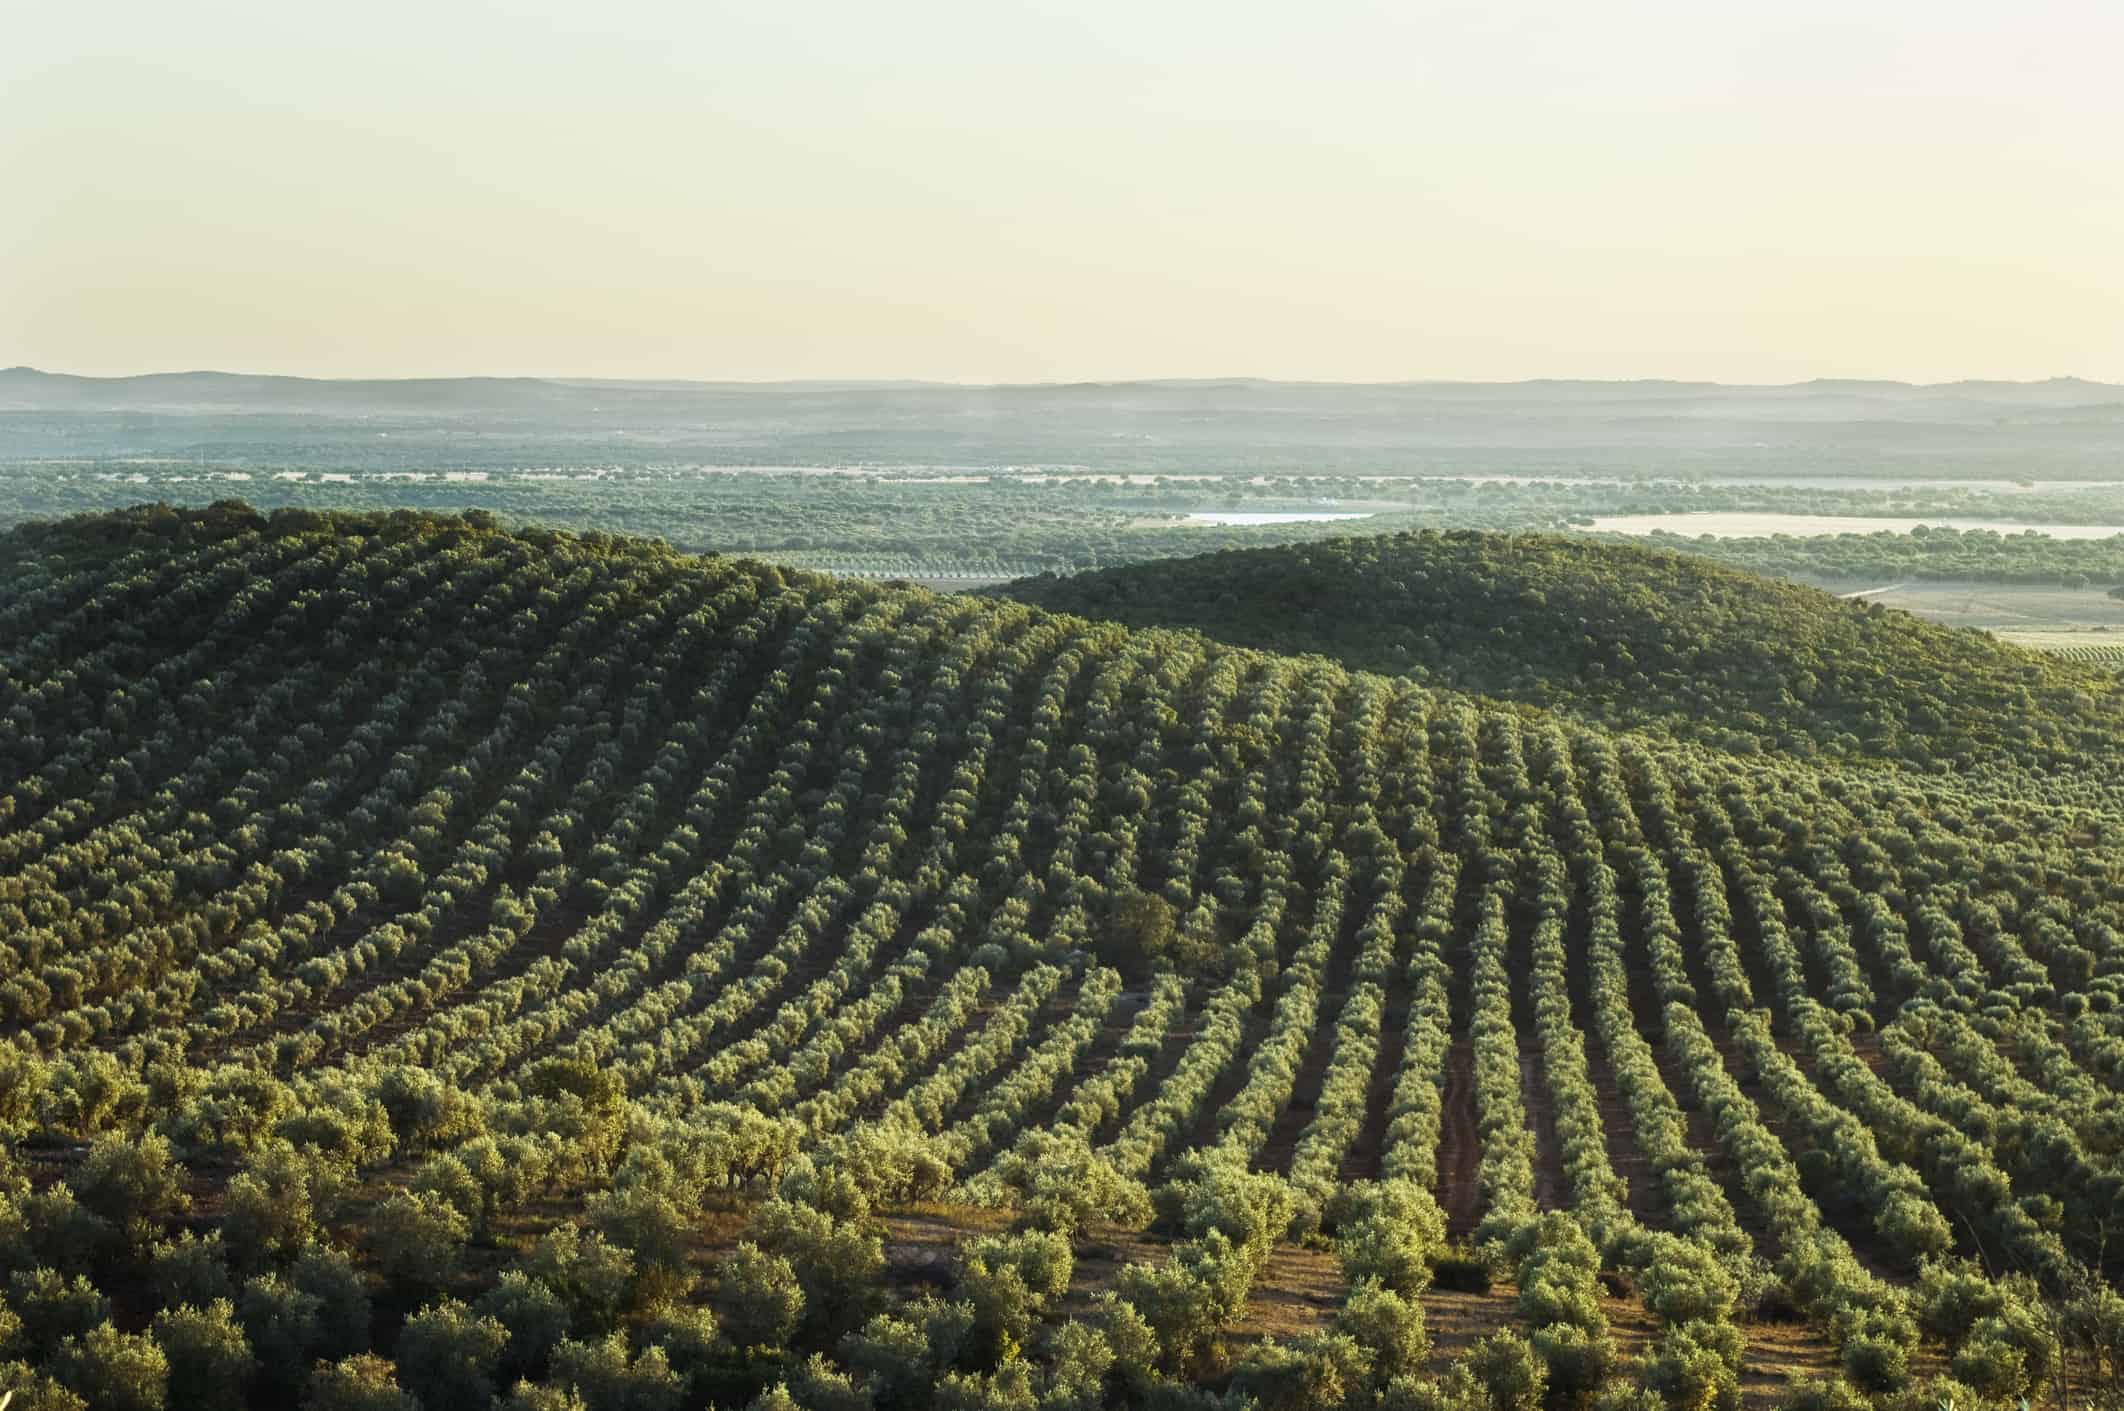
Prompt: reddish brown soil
<box><xmin>1437</xmin><ymin>1038</ymin><xmax>1481</xmax><ymax>1238</ymax></box>
<box><xmin>1519</xmin><ymin>1047</ymin><xmax>1570</xmax><ymax>1211</ymax></box>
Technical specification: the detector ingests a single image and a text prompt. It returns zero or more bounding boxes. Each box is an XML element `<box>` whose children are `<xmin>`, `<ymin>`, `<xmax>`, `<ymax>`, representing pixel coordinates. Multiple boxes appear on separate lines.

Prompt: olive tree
<box><xmin>150</xmin><ymin>1300</ymin><xmax>254</xmax><ymax>1410</ymax></box>
<box><xmin>52</xmin><ymin>1323</ymin><xmax>169</xmax><ymax>1411</ymax></box>
<box><xmin>713</xmin><ymin>1243</ymin><xmax>804</xmax><ymax>1354</ymax></box>
<box><xmin>395</xmin><ymin>1299</ymin><xmax>510</xmax><ymax>1409</ymax></box>
<box><xmin>359</xmin><ymin>1191</ymin><xmax>469</xmax><ymax>1296</ymax></box>
<box><xmin>301</xmin><ymin>1354</ymin><xmax>417</xmax><ymax>1411</ymax></box>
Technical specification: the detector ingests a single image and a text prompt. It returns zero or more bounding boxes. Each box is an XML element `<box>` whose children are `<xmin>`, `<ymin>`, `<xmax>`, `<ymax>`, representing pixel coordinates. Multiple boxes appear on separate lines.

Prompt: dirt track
<box><xmin>1519</xmin><ymin>1048</ymin><xmax>1570</xmax><ymax>1210</ymax></box>
<box><xmin>1437</xmin><ymin>1038</ymin><xmax>1481</xmax><ymax>1237</ymax></box>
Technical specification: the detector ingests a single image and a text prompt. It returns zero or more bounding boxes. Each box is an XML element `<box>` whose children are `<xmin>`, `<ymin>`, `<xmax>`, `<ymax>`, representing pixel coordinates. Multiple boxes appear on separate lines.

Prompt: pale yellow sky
<box><xmin>5</xmin><ymin>0</ymin><xmax>2121</xmax><ymax>382</ymax></box>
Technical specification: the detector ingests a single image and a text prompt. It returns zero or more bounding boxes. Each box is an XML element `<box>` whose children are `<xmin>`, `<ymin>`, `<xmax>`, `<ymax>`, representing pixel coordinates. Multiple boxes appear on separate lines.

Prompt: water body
<box><xmin>1184</xmin><ymin>511</ymin><xmax>1377</xmax><ymax>526</ymax></box>
<box><xmin>1588</xmin><ymin>513</ymin><xmax>2124</xmax><ymax>540</ymax></box>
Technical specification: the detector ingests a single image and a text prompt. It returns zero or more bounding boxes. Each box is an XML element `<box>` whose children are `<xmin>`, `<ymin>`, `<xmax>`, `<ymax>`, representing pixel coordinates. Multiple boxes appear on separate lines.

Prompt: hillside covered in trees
<box><xmin>2</xmin><ymin>505</ymin><xmax>2123</xmax><ymax>1411</ymax></box>
<box><xmin>997</xmin><ymin>532</ymin><xmax>2124</xmax><ymax>774</ymax></box>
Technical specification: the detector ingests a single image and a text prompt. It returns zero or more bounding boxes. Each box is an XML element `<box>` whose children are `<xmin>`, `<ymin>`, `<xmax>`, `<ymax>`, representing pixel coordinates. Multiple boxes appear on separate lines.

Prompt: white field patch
<box><xmin>1589</xmin><ymin>512</ymin><xmax>2124</xmax><ymax>539</ymax></box>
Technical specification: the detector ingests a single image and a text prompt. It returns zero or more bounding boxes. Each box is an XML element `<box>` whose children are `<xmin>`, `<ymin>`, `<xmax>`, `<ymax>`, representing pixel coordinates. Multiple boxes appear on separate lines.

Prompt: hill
<box><xmin>996</xmin><ymin>531</ymin><xmax>2124</xmax><ymax>773</ymax></box>
<box><xmin>9</xmin><ymin>367</ymin><xmax>2124</xmax><ymax>477</ymax></box>
<box><xmin>1</xmin><ymin>505</ymin><xmax>2121</xmax><ymax>1409</ymax></box>
<box><xmin>9</xmin><ymin>366</ymin><xmax>2122</xmax><ymax>414</ymax></box>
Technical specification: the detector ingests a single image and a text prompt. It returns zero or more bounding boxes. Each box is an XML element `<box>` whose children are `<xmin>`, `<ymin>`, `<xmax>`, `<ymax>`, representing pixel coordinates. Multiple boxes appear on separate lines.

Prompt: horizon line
<box><xmin>7</xmin><ymin>365</ymin><xmax>2120</xmax><ymax>393</ymax></box>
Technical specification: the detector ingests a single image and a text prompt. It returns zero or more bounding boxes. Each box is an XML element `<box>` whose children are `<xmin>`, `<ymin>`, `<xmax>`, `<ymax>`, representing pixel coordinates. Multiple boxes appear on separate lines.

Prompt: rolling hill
<box><xmin>0</xmin><ymin>504</ymin><xmax>2120</xmax><ymax>1410</ymax></box>
<box><xmin>997</xmin><ymin>531</ymin><xmax>2124</xmax><ymax>777</ymax></box>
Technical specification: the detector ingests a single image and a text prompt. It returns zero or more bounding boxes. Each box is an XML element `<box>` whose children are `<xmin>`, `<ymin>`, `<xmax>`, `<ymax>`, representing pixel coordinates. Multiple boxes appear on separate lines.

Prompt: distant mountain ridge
<box><xmin>9</xmin><ymin>366</ymin><xmax>2121</xmax><ymax>477</ymax></box>
<box><xmin>5</xmin><ymin>365</ymin><xmax>2121</xmax><ymax>415</ymax></box>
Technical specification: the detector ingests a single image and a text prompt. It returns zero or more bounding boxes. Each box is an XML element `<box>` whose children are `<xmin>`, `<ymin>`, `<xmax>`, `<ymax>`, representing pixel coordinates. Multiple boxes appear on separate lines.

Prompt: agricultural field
<box><xmin>2</xmin><ymin>504</ymin><xmax>2124</xmax><ymax>1411</ymax></box>
<box><xmin>996</xmin><ymin>534</ymin><xmax>2124</xmax><ymax>782</ymax></box>
<box><xmin>1996</xmin><ymin>634</ymin><xmax>2124</xmax><ymax>671</ymax></box>
<box><xmin>2040</xmin><ymin>642</ymin><xmax>2124</xmax><ymax>670</ymax></box>
<box><xmin>1789</xmin><ymin>585</ymin><xmax>2124</xmax><ymax>639</ymax></box>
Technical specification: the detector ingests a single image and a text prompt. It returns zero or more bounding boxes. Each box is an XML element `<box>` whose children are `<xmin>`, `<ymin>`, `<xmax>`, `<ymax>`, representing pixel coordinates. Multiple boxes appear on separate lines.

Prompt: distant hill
<box><xmin>6</xmin><ymin>365</ymin><xmax>2121</xmax><ymax>417</ymax></box>
<box><xmin>9</xmin><ymin>367</ymin><xmax>2124</xmax><ymax>485</ymax></box>
<box><xmin>0</xmin><ymin>366</ymin><xmax>587</xmax><ymax>413</ymax></box>
<box><xmin>996</xmin><ymin>531</ymin><xmax>2124</xmax><ymax>771</ymax></box>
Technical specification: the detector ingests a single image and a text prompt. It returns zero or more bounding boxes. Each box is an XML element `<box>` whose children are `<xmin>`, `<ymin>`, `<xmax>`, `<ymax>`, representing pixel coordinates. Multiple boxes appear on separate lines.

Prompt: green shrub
<box><xmin>935</xmin><ymin>1356</ymin><xmax>1039</xmax><ymax>1411</ymax></box>
<box><xmin>12</xmin><ymin>1188</ymin><xmax>115</xmax><ymax>1279</ymax></box>
<box><xmin>37</xmin><ymin>1052</ymin><xmax>146</xmax><ymax>1140</ymax></box>
<box><xmin>987</xmin><ymin>1131</ymin><xmax>1151</xmax><ymax>1235</ymax></box>
<box><xmin>1836</xmin><ymin>1308</ymin><xmax>1914</xmax><ymax>1394</ymax></box>
<box><xmin>1770</xmin><ymin>1378</ymin><xmax>1863</xmax><ymax>1411</ymax></box>
<box><xmin>773</xmin><ymin>1157</ymin><xmax>874</xmax><ymax>1224</ymax></box>
<box><xmin>1461</xmin><ymin>1331</ymin><xmax>1546</xmax><ymax>1411</ymax></box>
<box><xmin>168</xmin><ymin>1068</ymin><xmax>296</xmax><ymax>1161</ymax></box>
<box><xmin>72</xmin><ymin>1134</ymin><xmax>190</xmax><ymax>1250</ymax></box>
<box><xmin>290</xmin><ymin>1247</ymin><xmax>372</xmax><ymax>1365</ymax></box>
<box><xmin>1588</xmin><ymin>1384</ymin><xmax>1665</xmax><ymax>1411</ymax></box>
<box><xmin>1430</xmin><ymin>1245</ymin><xmax>1494</xmax><ymax>1294</ymax></box>
<box><xmin>1229</xmin><ymin>1332</ymin><xmax>1374</xmax><ymax>1411</ymax></box>
<box><xmin>714</xmin><ymin>1243</ymin><xmax>805</xmax><ymax>1354</ymax></box>
<box><xmin>1913</xmin><ymin>1258</ymin><xmax>2009</xmax><ymax>1343</ymax></box>
<box><xmin>147</xmin><ymin>1233</ymin><xmax>233</xmax><ymax>1311</ymax></box>
<box><xmin>477</xmin><ymin>1270</ymin><xmax>574</xmax><ymax>1383</ymax></box>
<box><xmin>238</xmin><ymin>1272</ymin><xmax>326</xmax><ymax>1397</ymax></box>
<box><xmin>1166</xmin><ymin>1164</ymin><xmax>1293</xmax><ymax>1261</ymax></box>
<box><xmin>586</xmin><ymin>1185</ymin><xmax>695</xmax><ymax>1300</ymax></box>
<box><xmin>841</xmin><ymin>1297</ymin><xmax>975</xmax><ymax>1408</ymax></box>
<box><xmin>0</xmin><ymin>1361</ymin><xmax>91</xmax><ymax>1411</ymax></box>
<box><xmin>360</xmin><ymin>1191</ymin><xmax>469</xmax><ymax>1295</ymax></box>
<box><xmin>1331</xmin><ymin>1181</ymin><xmax>1446</xmax><ymax>1295</ymax></box>
<box><xmin>787</xmin><ymin>1352</ymin><xmax>872</xmax><ymax>1411</ymax></box>
<box><xmin>150</xmin><ymin>1300</ymin><xmax>254</xmax><ymax>1410</ymax></box>
<box><xmin>221</xmin><ymin>1142</ymin><xmax>334</xmax><ymax>1271</ymax></box>
<box><xmin>395</xmin><ymin>1298</ymin><xmax>510</xmax><ymax>1409</ymax></box>
<box><xmin>641</xmin><ymin>1301</ymin><xmax>722</xmax><ymax>1394</ymax></box>
<box><xmin>1530</xmin><ymin>1321</ymin><xmax>1615</xmax><ymax>1403</ymax></box>
<box><xmin>497</xmin><ymin>1380</ymin><xmax>592</xmax><ymax>1411</ymax></box>
<box><xmin>301</xmin><ymin>1353</ymin><xmax>418</xmax><ymax>1411</ymax></box>
<box><xmin>960</xmin><ymin>1229</ymin><xmax>1073</xmax><ymax>1361</ymax></box>
<box><xmin>744</xmin><ymin>1199</ymin><xmax>886</xmax><ymax>1341</ymax></box>
<box><xmin>372</xmin><ymin>1065</ymin><xmax>483</xmax><ymax>1154</ymax></box>
<box><xmin>1037</xmin><ymin>1320</ymin><xmax>1114</xmax><ymax>1411</ymax></box>
<box><xmin>1089</xmin><ymin>1292</ymin><xmax>1159</xmax><ymax>1395</ymax></box>
<box><xmin>1333</xmin><ymin>1277</ymin><xmax>1429</xmax><ymax>1383</ymax></box>
<box><xmin>524</xmin><ymin>1225</ymin><xmax>640</xmax><ymax>1335</ymax></box>
<box><xmin>549</xmin><ymin>1331</ymin><xmax>684</xmax><ymax>1411</ymax></box>
<box><xmin>1510</xmin><ymin>1212</ymin><xmax>1604</xmax><ymax>1335</ymax></box>
<box><xmin>6</xmin><ymin>1269</ymin><xmax>110</xmax><ymax>1359</ymax></box>
<box><xmin>1112</xmin><ymin>1252</ymin><xmax>1229</xmax><ymax>1375</ymax></box>
<box><xmin>1095</xmin><ymin>891</ymin><xmax>1193</xmax><ymax>981</ymax></box>
<box><xmin>1627</xmin><ymin>1231</ymin><xmax>1739</xmax><ymax>1326</ymax></box>
<box><xmin>275</xmin><ymin>1086</ymin><xmax>396</xmax><ymax>1172</ymax></box>
<box><xmin>411</xmin><ymin>1151</ymin><xmax>486</xmax><ymax>1230</ymax></box>
<box><xmin>51</xmin><ymin>1323</ymin><xmax>169</xmax><ymax>1411</ymax></box>
<box><xmin>1870</xmin><ymin>1376</ymin><xmax>1987</xmax><ymax>1411</ymax></box>
<box><xmin>1636</xmin><ymin>1321</ymin><xmax>1742</xmax><ymax>1411</ymax></box>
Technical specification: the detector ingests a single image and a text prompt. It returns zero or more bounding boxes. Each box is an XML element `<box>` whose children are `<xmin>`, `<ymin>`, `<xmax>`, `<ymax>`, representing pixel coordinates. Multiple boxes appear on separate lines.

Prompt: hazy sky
<box><xmin>6</xmin><ymin>0</ymin><xmax>2122</xmax><ymax>382</ymax></box>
